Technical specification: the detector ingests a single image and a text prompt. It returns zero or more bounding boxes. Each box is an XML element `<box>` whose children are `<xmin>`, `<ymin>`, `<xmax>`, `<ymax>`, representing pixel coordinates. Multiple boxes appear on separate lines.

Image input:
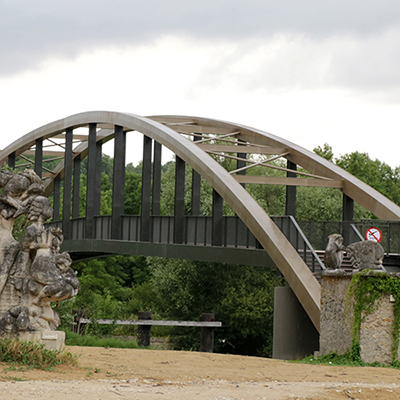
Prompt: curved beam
<box><xmin>150</xmin><ymin>115</ymin><xmax>400</xmax><ymax>221</ymax></box>
<box><xmin>0</xmin><ymin>111</ymin><xmax>322</xmax><ymax>330</ymax></box>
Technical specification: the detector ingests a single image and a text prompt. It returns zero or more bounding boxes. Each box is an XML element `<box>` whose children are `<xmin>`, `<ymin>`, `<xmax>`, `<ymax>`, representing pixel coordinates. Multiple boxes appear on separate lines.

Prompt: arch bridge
<box><xmin>2</xmin><ymin>111</ymin><xmax>400</xmax><ymax>334</ymax></box>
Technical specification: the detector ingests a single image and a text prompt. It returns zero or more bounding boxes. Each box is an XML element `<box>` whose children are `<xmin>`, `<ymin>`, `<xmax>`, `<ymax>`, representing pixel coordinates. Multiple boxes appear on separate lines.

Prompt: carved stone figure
<box><xmin>346</xmin><ymin>241</ymin><xmax>385</xmax><ymax>270</ymax></box>
<box><xmin>324</xmin><ymin>234</ymin><xmax>345</xmax><ymax>269</ymax></box>
<box><xmin>0</xmin><ymin>168</ymin><xmax>79</xmax><ymax>334</ymax></box>
<box><xmin>0</xmin><ymin>168</ymin><xmax>44</xmax><ymax>219</ymax></box>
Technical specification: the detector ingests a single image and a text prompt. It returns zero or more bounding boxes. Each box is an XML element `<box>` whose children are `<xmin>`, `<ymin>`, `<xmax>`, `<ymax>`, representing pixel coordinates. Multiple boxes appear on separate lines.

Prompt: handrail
<box><xmin>288</xmin><ymin>216</ymin><xmax>326</xmax><ymax>271</ymax></box>
<box><xmin>350</xmin><ymin>223</ymin><xmax>365</xmax><ymax>241</ymax></box>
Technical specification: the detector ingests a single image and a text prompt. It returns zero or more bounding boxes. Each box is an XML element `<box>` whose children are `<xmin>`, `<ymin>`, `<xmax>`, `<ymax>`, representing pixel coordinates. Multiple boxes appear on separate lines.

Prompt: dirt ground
<box><xmin>1</xmin><ymin>346</ymin><xmax>400</xmax><ymax>400</ymax></box>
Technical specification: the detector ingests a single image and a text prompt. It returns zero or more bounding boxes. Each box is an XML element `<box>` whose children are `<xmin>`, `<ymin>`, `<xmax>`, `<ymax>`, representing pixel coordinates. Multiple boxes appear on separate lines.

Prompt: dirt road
<box><xmin>1</xmin><ymin>346</ymin><xmax>400</xmax><ymax>399</ymax></box>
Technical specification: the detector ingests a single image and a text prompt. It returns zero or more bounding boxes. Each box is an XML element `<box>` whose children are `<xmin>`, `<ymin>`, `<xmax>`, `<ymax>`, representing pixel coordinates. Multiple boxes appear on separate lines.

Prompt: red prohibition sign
<box><xmin>365</xmin><ymin>227</ymin><xmax>382</xmax><ymax>243</ymax></box>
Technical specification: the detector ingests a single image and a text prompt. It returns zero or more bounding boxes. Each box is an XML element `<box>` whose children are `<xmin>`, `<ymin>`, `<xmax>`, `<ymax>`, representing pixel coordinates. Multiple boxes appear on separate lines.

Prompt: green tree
<box><xmin>146</xmin><ymin>257</ymin><xmax>283</xmax><ymax>357</ymax></box>
<box><xmin>313</xmin><ymin>143</ymin><xmax>334</xmax><ymax>162</ymax></box>
<box><xmin>124</xmin><ymin>172</ymin><xmax>142</xmax><ymax>214</ymax></box>
<box><xmin>336</xmin><ymin>151</ymin><xmax>400</xmax><ymax>206</ymax></box>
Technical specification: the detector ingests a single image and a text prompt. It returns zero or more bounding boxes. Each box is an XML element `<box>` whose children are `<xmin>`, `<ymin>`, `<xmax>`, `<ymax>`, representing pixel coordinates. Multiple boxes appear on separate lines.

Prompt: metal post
<box><xmin>191</xmin><ymin>135</ymin><xmax>201</xmax><ymax>215</ymax></box>
<box><xmin>200</xmin><ymin>313</ymin><xmax>215</xmax><ymax>353</ymax></box>
<box><xmin>285</xmin><ymin>160</ymin><xmax>297</xmax><ymax>217</ymax></box>
<box><xmin>141</xmin><ymin>135</ymin><xmax>152</xmax><ymax>241</ymax></box>
<box><xmin>93</xmin><ymin>138</ymin><xmax>102</xmax><ymax>217</ymax></box>
<box><xmin>237</xmin><ymin>141</ymin><xmax>247</xmax><ymax>188</ymax></box>
<box><xmin>138</xmin><ymin>311</ymin><xmax>152</xmax><ymax>347</ymax></box>
<box><xmin>72</xmin><ymin>156</ymin><xmax>81</xmax><ymax>219</ymax></box>
<box><xmin>112</xmin><ymin>125</ymin><xmax>126</xmax><ymax>240</ymax></box>
<box><xmin>34</xmin><ymin>138</ymin><xmax>43</xmax><ymax>179</ymax></box>
<box><xmin>85</xmin><ymin>123</ymin><xmax>97</xmax><ymax>239</ymax></box>
<box><xmin>152</xmin><ymin>141</ymin><xmax>162</xmax><ymax>215</ymax></box>
<box><xmin>212</xmin><ymin>190</ymin><xmax>223</xmax><ymax>246</ymax></box>
<box><xmin>62</xmin><ymin>128</ymin><xmax>73</xmax><ymax>239</ymax></box>
<box><xmin>174</xmin><ymin>156</ymin><xmax>185</xmax><ymax>243</ymax></box>
<box><xmin>53</xmin><ymin>175</ymin><xmax>61</xmax><ymax>222</ymax></box>
<box><xmin>8</xmin><ymin>152</ymin><xmax>15</xmax><ymax>169</ymax></box>
<box><xmin>342</xmin><ymin>194</ymin><xmax>354</xmax><ymax>246</ymax></box>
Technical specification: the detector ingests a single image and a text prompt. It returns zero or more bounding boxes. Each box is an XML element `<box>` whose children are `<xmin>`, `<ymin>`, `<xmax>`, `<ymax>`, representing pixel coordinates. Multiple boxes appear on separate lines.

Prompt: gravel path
<box><xmin>1</xmin><ymin>346</ymin><xmax>400</xmax><ymax>399</ymax></box>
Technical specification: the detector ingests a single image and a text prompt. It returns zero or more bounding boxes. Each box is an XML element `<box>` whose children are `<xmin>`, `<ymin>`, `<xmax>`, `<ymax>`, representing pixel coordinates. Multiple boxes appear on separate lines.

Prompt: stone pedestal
<box><xmin>319</xmin><ymin>270</ymin><xmax>400</xmax><ymax>365</ymax></box>
<box><xmin>17</xmin><ymin>330</ymin><xmax>65</xmax><ymax>351</ymax></box>
<box><xmin>319</xmin><ymin>271</ymin><xmax>353</xmax><ymax>356</ymax></box>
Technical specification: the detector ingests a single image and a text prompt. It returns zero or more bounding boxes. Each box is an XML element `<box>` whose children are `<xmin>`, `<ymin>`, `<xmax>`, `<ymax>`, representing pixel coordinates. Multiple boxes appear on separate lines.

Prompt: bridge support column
<box><xmin>62</xmin><ymin>128</ymin><xmax>73</xmax><ymax>239</ymax></box>
<box><xmin>112</xmin><ymin>125</ymin><xmax>126</xmax><ymax>240</ymax></box>
<box><xmin>342</xmin><ymin>194</ymin><xmax>354</xmax><ymax>246</ymax></box>
<box><xmin>285</xmin><ymin>160</ymin><xmax>297</xmax><ymax>217</ymax></box>
<box><xmin>273</xmin><ymin>286</ymin><xmax>319</xmax><ymax>360</ymax></box>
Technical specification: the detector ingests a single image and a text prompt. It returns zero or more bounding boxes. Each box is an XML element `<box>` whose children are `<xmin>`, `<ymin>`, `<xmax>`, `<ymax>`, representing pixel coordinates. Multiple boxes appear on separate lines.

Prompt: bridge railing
<box><xmin>121</xmin><ymin>215</ymin><xmax>261</xmax><ymax>248</ymax></box>
<box><xmin>273</xmin><ymin>216</ymin><xmax>326</xmax><ymax>273</ymax></box>
<box><xmin>50</xmin><ymin>214</ymin><xmax>326</xmax><ymax>273</ymax></box>
<box><xmin>50</xmin><ymin>214</ymin><xmax>327</xmax><ymax>271</ymax></box>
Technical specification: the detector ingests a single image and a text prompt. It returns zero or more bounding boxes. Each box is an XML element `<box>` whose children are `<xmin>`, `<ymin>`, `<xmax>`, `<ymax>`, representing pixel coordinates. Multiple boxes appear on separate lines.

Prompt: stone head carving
<box><xmin>27</xmin><ymin>196</ymin><xmax>53</xmax><ymax>223</ymax></box>
<box><xmin>0</xmin><ymin>168</ymin><xmax>45</xmax><ymax>219</ymax></box>
<box><xmin>346</xmin><ymin>241</ymin><xmax>385</xmax><ymax>270</ymax></box>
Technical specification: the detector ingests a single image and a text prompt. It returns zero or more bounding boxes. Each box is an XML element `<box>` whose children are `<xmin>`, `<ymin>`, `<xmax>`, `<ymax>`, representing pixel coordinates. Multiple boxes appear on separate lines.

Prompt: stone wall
<box><xmin>360</xmin><ymin>293</ymin><xmax>395</xmax><ymax>364</ymax></box>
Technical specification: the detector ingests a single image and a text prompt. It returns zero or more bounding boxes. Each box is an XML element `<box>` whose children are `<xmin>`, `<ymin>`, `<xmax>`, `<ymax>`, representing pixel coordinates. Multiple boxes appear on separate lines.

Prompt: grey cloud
<box><xmin>327</xmin><ymin>29</ymin><xmax>400</xmax><ymax>94</ymax></box>
<box><xmin>188</xmin><ymin>27</ymin><xmax>400</xmax><ymax>102</ymax></box>
<box><xmin>1</xmin><ymin>0</ymin><xmax>400</xmax><ymax>76</ymax></box>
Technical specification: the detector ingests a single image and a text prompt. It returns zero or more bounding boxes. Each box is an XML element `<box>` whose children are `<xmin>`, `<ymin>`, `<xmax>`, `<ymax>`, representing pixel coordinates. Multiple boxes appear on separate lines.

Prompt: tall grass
<box><xmin>0</xmin><ymin>338</ymin><xmax>78</xmax><ymax>370</ymax></box>
<box><xmin>65</xmin><ymin>330</ymin><xmax>140</xmax><ymax>349</ymax></box>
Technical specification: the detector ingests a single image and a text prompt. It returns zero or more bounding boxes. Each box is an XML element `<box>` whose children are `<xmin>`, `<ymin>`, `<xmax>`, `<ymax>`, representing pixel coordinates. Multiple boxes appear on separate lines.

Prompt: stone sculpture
<box><xmin>346</xmin><ymin>240</ymin><xmax>385</xmax><ymax>271</ymax></box>
<box><xmin>324</xmin><ymin>234</ymin><xmax>345</xmax><ymax>269</ymax></box>
<box><xmin>0</xmin><ymin>168</ymin><xmax>80</xmax><ymax>334</ymax></box>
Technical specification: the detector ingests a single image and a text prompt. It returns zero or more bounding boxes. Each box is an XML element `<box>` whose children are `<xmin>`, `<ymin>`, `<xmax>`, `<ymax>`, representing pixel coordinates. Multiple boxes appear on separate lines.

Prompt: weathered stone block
<box><xmin>360</xmin><ymin>294</ymin><xmax>395</xmax><ymax>364</ymax></box>
<box><xmin>320</xmin><ymin>270</ymin><xmax>400</xmax><ymax>365</ymax></box>
<box><xmin>319</xmin><ymin>270</ymin><xmax>353</xmax><ymax>356</ymax></box>
<box><xmin>18</xmin><ymin>330</ymin><xmax>65</xmax><ymax>351</ymax></box>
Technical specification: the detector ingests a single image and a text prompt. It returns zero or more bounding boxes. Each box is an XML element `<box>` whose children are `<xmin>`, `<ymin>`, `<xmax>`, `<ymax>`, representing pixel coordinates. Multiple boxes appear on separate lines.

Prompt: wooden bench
<box><xmin>76</xmin><ymin>312</ymin><xmax>222</xmax><ymax>352</ymax></box>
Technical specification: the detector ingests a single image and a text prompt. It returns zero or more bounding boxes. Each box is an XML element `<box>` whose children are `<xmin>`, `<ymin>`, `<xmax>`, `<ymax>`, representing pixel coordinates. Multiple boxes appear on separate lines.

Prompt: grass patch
<box><xmin>65</xmin><ymin>330</ymin><xmax>140</xmax><ymax>349</ymax></box>
<box><xmin>1</xmin><ymin>375</ymin><xmax>28</xmax><ymax>381</ymax></box>
<box><xmin>0</xmin><ymin>338</ymin><xmax>78</xmax><ymax>370</ymax></box>
<box><xmin>297</xmin><ymin>344</ymin><xmax>399</xmax><ymax>369</ymax></box>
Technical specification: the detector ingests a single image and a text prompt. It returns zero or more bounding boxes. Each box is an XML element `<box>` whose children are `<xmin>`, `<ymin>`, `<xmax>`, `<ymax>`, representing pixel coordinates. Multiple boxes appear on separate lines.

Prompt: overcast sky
<box><xmin>1</xmin><ymin>1</ymin><xmax>399</xmax><ymax>167</ymax></box>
